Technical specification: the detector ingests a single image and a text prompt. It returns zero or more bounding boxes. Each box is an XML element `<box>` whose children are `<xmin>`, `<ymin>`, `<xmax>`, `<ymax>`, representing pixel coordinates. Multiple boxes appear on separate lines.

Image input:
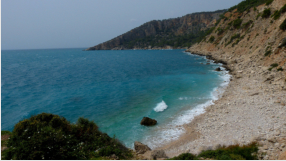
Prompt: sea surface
<box><xmin>1</xmin><ymin>49</ymin><xmax>230</xmax><ymax>148</ymax></box>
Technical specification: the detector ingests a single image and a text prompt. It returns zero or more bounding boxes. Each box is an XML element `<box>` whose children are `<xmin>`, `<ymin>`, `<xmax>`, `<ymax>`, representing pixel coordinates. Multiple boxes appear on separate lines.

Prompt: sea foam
<box><xmin>154</xmin><ymin>100</ymin><xmax>168</xmax><ymax>112</ymax></box>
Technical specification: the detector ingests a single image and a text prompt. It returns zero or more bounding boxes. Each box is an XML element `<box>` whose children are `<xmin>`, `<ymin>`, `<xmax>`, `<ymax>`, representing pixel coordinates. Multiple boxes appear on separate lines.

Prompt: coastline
<box><xmin>151</xmin><ymin>48</ymin><xmax>286</xmax><ymax>159</ymax></box>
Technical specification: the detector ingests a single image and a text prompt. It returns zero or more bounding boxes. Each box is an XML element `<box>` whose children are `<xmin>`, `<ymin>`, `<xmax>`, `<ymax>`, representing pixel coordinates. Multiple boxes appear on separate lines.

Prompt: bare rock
<box><xmin>279</xmin><ymin>150</ymin><xmax>286</xmax><ymax>160</ymax></box>
<box><xmin>134</xmin><ymin>141</ymin><xmax>151</xmax><ymax>154</ymax></box>
<box><xmin>151</xmin><ymin>150</ymin><xmax>168</xmax><ymax>160</ymax></box>
<box><xmin>140</xmin><ymin>117</ymin><xmax>157</xmax><ymax>126</ymax></box>
<box><xmin>215</xmin><ymin>67</ymin><xmax>221</xmax><ymax>71</ymax></box>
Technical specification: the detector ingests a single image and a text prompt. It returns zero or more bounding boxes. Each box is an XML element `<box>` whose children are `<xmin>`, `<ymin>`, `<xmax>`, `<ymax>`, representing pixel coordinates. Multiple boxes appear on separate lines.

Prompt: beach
<box><xmin>151</xmin><ymin>46</ymin><xmax>286</xmax><ymax>159</ymax></box>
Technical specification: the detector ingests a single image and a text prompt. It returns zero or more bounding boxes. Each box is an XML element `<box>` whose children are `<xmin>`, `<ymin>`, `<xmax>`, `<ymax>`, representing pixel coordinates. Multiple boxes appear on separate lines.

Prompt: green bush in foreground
<box><xmin>2</xmin><ymin>113</ymin><xmax>132</xmax><ymax>160</ymax></box>
<box><xmin>272</xmin><ymin>10</ymin><xmax>281</xmax><ymax>20</ymax></box>
<box><xmin>170</xmin><ymin>142</ymin><xmax>258</xmax><ymax>160</ymax></box>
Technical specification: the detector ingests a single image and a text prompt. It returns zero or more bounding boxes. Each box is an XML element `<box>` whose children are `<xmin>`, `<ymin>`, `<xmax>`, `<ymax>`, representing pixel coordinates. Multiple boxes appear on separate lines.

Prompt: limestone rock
<box><xmin>140</xmin><ymin>117</ymin><xmax>157</xmax><ymax>126</ymax></box>
<box><xmin>134</xmin><ymin>141</ymin><xmax>151</xmax><ymax>154</ymax></box>
<box><xmin>151</xmin><ymin>150</ymin><xmax>168</xmax><ymax>160</ymax></box>
<box><xmin>215</xmin><ymin>67</ymin><xmax>221</xmax><ymax>71</ymax></box>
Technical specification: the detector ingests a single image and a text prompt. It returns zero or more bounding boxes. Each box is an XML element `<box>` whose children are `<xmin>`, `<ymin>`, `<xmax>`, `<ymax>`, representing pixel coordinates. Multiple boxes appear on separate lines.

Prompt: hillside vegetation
<box><xmin>86</xmin><ymin>10</ymin><xmax>225</xmax><ymax>50</ymax></box>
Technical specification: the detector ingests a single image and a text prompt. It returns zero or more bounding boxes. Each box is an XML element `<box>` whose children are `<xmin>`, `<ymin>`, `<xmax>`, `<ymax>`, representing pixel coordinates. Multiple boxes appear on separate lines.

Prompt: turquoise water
<box><xmin>1</xmin><ymin>49</ymin><xmax>229</xmax><ymax>148</ymax></box>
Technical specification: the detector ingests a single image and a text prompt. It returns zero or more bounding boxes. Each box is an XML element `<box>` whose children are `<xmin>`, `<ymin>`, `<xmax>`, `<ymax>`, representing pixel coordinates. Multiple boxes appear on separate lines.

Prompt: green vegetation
<box><xmin>233</xmin><ymin>18</ymin><xmax>243</xmax><ymax>29</ymax></box>
<box><xmin>272</xmin><ymin>10</ymin><xmax>281</xmax><ymax>20</ymax></box>
<box><xmin>265</xmin><ymin>0</ymin><xmax>274</xmax><ymax>5</ymax></box>
<box><xmin>277</xmin><ymin>67</ymin><xmax>284</xmax><ymax>71</ymax></box>
<box><xmin>226</xmin><ymin>33</ymin><xmax>241</xmax><ymax>46</ymax></box>
<box><xmin>280</xmin><ymin>18</ymin><xmax>286</xmax><ymax>30</ymax></box>
<box><xmin>123</xmin><ymin>26</ymin><xmax>217</xmax><ymax>49</ymax></box>
<box><xmin>271</xmin><ymin>63</ymin><xmax>279</xmax><ymax>68</ymax></box>
<box><xmin>1</xmin><ymin>113</ymin><xmax>132</xmax><ymax>160</ymax></box>
<box><xmin>262</xmin><ymin>8</ymin><xmax>271</xmax><ymax>18</ymax></box>
<box><xmin>209</xmin><ymin>36</ymin><xmax>215</xmax><ymax>43</ymax></box>
<box><xmin>1</xmin><ymin>131</ymin><xmax>12</xmax><ymax>135</ymax></box>
<box><xmin>170</xmin><ymin>142</ymin><xmax>259</xmax><ymax>160</ymax></box>
<box><xmin>281</xmin><ymin>4</ymin><xmax>286</xmax><ymax>13</ymax></box>
<box><xmin>216</xmin><ymin>27</ymin><xmax>225</xmax><ymax>35</ymax></box>
<box><xmin>279</xmin><ymin>38</ymin><xmax>286</xmax><ymax>48</ymax></box>
<box><xmin>242</xmin><ymin>20</ymin><xmax>253</xmax><ymax>29</ymax></box>
<box><xmin>228</xmin><ymin>0</ymin><xmax>274</xmax><ymax>13</ymax></box>
<box><xmin>265</xmin><ymin>50</ymin><xmax>272</xmax><ymax>56</ymax></box>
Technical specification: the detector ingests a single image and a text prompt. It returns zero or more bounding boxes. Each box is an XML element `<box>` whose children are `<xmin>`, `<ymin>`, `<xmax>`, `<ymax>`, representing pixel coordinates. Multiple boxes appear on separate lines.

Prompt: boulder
<box><xmin>140</xmin><ymin>117</ymin><xmax>157</xmax><ymax>126</ymax></box>
<box><xmin>134</xmin><ymin>141</ymin><xmax>151</xmax><ymax>154</ymax></box>
<box><xmin>215</xmin><ymin>67</ymin><xmax>221</xmax><ymax>71</ymax></box>
<box><xmin>151</xmin><ymin>150</ymin><xmax>168</xmax><ymax>159</ymax></box>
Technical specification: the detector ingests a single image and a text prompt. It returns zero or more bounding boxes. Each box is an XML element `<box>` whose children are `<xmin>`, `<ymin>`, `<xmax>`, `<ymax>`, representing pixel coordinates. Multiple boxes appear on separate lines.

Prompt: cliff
<box><xmin>86</xmin><ymin>10</ymin><xmax>226</xmax><ymax>50</ymax></box>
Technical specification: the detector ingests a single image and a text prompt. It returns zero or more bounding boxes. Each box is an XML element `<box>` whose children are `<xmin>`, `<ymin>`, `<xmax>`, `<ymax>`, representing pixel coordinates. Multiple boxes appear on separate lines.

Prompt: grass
<box><xmin>170</xmin><ymin>142</ymin><xmax>259</xmax><ymax>160</ymax></box>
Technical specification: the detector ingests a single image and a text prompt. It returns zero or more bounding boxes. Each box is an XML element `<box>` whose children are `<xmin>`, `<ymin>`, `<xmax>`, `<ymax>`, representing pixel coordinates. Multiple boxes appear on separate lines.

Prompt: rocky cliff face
<box><xmin>86</xmin><ymin>10</ymin><xmax>225</xmax><ymax>50</ymax></box>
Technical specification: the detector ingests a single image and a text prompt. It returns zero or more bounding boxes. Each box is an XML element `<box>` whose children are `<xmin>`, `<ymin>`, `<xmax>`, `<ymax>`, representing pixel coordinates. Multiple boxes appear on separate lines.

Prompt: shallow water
<box><xmin>1</xmin><ymin>49</ymin><xmax>229</xmax><ymax>148</ymax></box>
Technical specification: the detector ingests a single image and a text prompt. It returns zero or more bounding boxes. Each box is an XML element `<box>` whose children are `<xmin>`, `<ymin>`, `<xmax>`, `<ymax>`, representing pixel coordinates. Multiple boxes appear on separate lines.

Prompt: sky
<box><xmin>1</xmin><ymin>0</ymin><xmax>243</xmax><ymax>50</ymax></box>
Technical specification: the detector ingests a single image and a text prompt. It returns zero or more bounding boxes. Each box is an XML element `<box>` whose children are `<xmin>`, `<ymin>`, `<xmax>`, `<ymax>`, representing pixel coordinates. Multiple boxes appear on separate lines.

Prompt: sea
<box><xmin>1</xmin><ymin>48</ymin><xmax>230</xmax><ymax>148</ymax></box>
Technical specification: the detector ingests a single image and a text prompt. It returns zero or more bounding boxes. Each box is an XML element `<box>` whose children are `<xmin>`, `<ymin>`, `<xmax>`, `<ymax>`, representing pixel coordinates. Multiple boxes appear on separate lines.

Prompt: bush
<box><xmin>265</xmin><ymin>50</ymin><xmax>272</xmax><ymax>56</ymax></box>
<box><xmin>170</xmin><ymin>153</ymin><xmax>196</xmax><ymax>160</ymax></box>
<box><xmin>281</xmin><ymin>4</ymin><xmax>286</xmax><ymax>13</ymax></box>
<box><xmin>279</xmin><ymin>38</ymin><xmax>286</xmax><ymax>48</ymax></box>
<box><xmin>216</xmin><ymin>27</ymin><xmax>225</xmax><ymax>35</ymax></box>
<box><xmin>262</xmin><ymin>8</ymin><xmax>271</xmax><ymax>18</ymax></box>
<box><xmin>209</xmin><ymin>36</ymin><xmax>215</xmax><ymax>43</ymax></box>
<box><xmin>242</xmin><ymin>20</ymin><xmax>253</xmax><ymax>29</ymax></box>
<box><xmin>271</xmin><ymin>63</ymin><xmax>279</xmax><ymax>68</ymax></box>
<box><xmin>272</xmin><ymin>10</ymin><xmax>281</xmax><ymax>20</ymax></box>
<box><xmin>2</xmin><ymin>113</ymin><xmax>132</xmax><ymax>160</ymax></box>
<box><xmin>277</xmin><ymin>67</ymin><xmax>284</xmax><ymax>71</ymax></box>
<box><xmin>169</xmin><ymin>142</ymin><xmax>258</xmax><ymax>160</ymax></box>
<box><xmin>233</xmin><ymin>18</ymin><xmax>243</xmax><ymax>29</ymax></box>
<box><xmin>266</xmin><ymin>0</ymin><xmax>274</xmax><ymax>5</ymax></box>
<box><xmin>280</xmin><ymin>18</ymin><xmax>286</xmax><ymax>30</ymax></box>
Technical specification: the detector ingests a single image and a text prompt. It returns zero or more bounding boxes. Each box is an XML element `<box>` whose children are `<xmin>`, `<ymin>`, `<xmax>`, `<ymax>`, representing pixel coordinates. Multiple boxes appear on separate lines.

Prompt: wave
<box><xmin>154</xmin><ymin>100</ymin><xmax>168</xmax><ymax>112</ymax></box>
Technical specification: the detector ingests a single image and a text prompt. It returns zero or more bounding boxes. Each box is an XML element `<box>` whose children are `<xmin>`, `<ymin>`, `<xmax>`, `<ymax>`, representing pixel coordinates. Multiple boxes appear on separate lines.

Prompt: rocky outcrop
<box><xmin>86</xmin><ymin>10</ymin><xmax>225</xmax><ymax>50</ymax></box>
<box><xmin>140</xmin><ymin>117</ymin><xmax>157</xmax><ymax>126</ymax></box>
<box><xmin>134</xmin><ymin>141</ymin><xmax>151</xmax><ymax>154</ymax></box>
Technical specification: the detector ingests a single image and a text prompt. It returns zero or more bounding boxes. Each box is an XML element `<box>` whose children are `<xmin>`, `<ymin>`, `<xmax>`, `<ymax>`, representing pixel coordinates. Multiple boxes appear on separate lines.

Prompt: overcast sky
<box><xmin>1</xmin><ymin>0</ymin><xmax>243</xmax><ymax>50</ymax></box>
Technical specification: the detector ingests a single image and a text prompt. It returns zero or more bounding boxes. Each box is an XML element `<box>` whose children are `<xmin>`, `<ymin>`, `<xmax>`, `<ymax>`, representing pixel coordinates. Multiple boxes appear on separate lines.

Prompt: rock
<box><xmin>215</xmin><ymin>67</ymin><xmax>221</xmax><ymax>71</ymax></box>
<box><xmin>134</xmin><ymin>141</ymin><xmax>151</xmax><ymax>154</ymax></box>
<box><xmin>262</xmin><ymin>145</ymin><xmax>268</xmax><ymax>150</ymax></box>
<box><xmin>214</xmin><ymin>144</ymin><xmax>222</xmax><ymax>150</ymax></box>
<box><xmin>151</xmin><ymin>150</ymin><xmax>168</xmax><ymax>160</ymax></box>
<box><xmin>250</xmin><ymin>93</ymin><xmax>259</xmax><ymax>96</ymax></box>
<box><xmin>140</xmin><ymin>117</ymin><xmax>157</xmax><ymax>126</ymax></box>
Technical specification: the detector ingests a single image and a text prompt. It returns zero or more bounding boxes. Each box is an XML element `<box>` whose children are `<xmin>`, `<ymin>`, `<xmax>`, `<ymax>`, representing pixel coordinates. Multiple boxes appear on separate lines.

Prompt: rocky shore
<box><xmin>140</xmin><ymin>0</ymin><xmax>286</xmax><ymax>159</ymax></box>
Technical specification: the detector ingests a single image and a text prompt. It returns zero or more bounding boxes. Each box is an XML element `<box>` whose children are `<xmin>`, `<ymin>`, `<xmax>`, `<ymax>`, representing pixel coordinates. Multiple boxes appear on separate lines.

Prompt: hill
<box><xmin>85</xmin><ymin>10</ymin><xmax>225</xmax><ymax>50</ymax></box>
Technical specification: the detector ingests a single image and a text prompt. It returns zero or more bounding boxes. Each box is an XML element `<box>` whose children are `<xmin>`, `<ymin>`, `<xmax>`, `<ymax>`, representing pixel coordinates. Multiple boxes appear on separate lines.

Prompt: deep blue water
<box><xmin>1</xmin><ymin>49</ymin><xmax>228</xmax><ymax>148</ymax></box>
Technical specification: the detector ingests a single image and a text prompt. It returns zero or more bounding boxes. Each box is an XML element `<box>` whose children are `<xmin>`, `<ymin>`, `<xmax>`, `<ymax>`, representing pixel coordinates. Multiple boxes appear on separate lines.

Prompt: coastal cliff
<box><xmin>86</xmin><ymin>10</ymin><xmax>225</xmax><ymax>50</ymax></box>
<box><xmin>159</xmin><ymin>0</ymin><xmax>286</xmax><ymax>159</ymax></box>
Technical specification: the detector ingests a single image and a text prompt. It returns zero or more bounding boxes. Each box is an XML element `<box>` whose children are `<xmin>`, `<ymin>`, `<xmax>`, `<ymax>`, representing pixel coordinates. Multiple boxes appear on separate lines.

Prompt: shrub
<box><xmin>277</xmin><ymin>67</ymin><xmax>284</xmax><ymax>71</ymax></box>
<box><xmin>280</xmin><ymin>18</ymin><xmax>286</xmax><ymax>30</ymax></box>
<box><xmin>216</xmin><ymin>27</ymin><xmax>225</xmax><ymax>35</ymax></box>
<box><xmin>170</xmin><ymin>153</ymin><xmax>196</xmax><ymax>160</ymax></box>
<box><xmin>281</xmin><ymin>4</ymin><xmax>286</xmax><ymax>13</ymax></box>
<box><xmin>266</xmin><ymin>0</ymin><xmax>274</xmax><ymax>5</ymax></box>
<box><xmin>2</xmin><ymin>113</ymin><xmax>132</xmax><ymax>160</ymax></box>
<box><xmin>262</xmin><ymin>8</ymin><xmax>271</xmax><ymax>18</ymax></box>
<box><xmin>242</xmin><ymin>20</ymin><xmax>253</xmax><ymax>29</ymax></box>
<box><xmin>233</xmin><ymin>18</ymin><xmax>243</xmax><ymax>29</ymax></box>
<box><xmin>272</xmin><ymin>10</ymin><xmax>281</xmax><ymax>20</ymax></box>
<box><xmin>271</xmin><ymin>63</ymin><xmax>279</xmax><ymax>68</ymax></box>
<box><xmin>278</xmin><ymin>38</ymin><xmax>286</xmax><ymax>48</ymax></box>
<box><xmin>265</xmin><ymin>50</ymin><xmax>272</xmax><ymax>56</ymax></box>
<box><xmin>209</xmin><ymin>36</ymin><xmax>215</xmax><ymax>43</ymax></box>
<box><xmin>197</xmin><ymin>142</ymin><xmax>258</xmax><ymax>160</ymax></box>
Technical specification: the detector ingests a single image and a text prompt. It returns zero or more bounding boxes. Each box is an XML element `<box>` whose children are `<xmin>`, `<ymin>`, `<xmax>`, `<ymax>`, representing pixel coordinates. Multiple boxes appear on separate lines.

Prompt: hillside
<box><xmin>177</xmin><ymin>0</ymin><xmax>286</xmax><ymax>159</ymax></box>
<box><xmin>86</xmin><ymin>10</ymin><xmax>225</xmax><ymax>50</ymax></box>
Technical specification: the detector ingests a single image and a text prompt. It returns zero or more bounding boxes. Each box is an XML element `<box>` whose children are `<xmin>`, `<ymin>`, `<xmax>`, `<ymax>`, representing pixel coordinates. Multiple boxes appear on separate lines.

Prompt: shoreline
<box><xmin>150</xmin><ymin>48</ymin><xmax>286</xmax><ymax>159</ymax></box>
